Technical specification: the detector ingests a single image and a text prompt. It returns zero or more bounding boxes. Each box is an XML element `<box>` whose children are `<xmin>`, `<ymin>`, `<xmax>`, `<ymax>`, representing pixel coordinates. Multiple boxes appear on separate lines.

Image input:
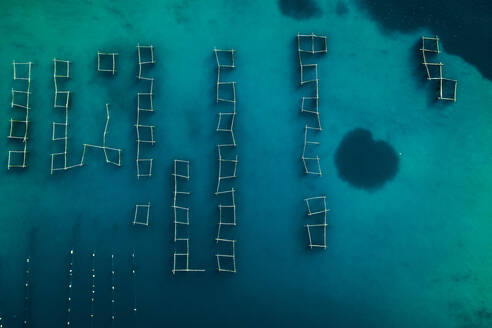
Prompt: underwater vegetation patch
<box><xmin>278</xmin><ymin>0</ymin><xmax>322</xmax><ymax>20</ymax></box>
<box><xmin>334</xmin><ymin>128</ymin><xmax>399</xmax><ymax>190</ymax></box>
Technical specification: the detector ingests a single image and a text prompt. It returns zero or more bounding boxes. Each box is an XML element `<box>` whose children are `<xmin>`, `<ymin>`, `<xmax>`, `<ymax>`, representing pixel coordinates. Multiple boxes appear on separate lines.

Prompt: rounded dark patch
<box><xmin>336</xmin><ymin>1</ymin><xmax>348</xmax><ymax>16</ymax></box>
<box><xmin>335</xmin><ymin>128</ymin><xmax>399</xmax><ymax>190</ymax></box>
<box><xmin>278</xmin><ymin>0</ymin><xmax>322</xmax><ymax>20</ymax></box>
<box><xmin>355</xmin><ymin>0</ymin><xmax>492</xmax><ymax>81</ymax></box>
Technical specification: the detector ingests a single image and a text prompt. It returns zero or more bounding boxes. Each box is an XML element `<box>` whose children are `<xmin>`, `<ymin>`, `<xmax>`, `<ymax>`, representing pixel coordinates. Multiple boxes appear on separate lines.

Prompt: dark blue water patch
<box><xmin>355</xmin><ymin>0</ymin><xmax>492</xmax><ymax>81</ymax></box>
<box><xmin>278</xmin><ymin>0</ymin><xmax>322</xmax><ymax>20</ymax></box>
<box><xmin>335</xmin><ymin>1</ymin><xmax>348</xmax><ymax>16</ymax></box>
<box><xmin>170</xmin><ymin>0</ymin><xmax>192</xmax><ymax>24</ymax></box>
<box><xmin>334</xmin><ymin>128</ymin><xmax>399</xmax><ymax>190</ymax></box>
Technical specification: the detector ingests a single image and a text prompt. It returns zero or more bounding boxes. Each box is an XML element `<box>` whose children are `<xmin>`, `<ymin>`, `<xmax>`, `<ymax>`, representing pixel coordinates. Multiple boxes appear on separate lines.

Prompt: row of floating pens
<box><xmin>7</xmin><ymin>46</ymin><xmax>231</xmax><ymax>276</ymax></box>
<box><xmin>7</xmin><ymin>44</ymin><xmax>239</xmax><ymax>273</ymax></box>
<box><xmin>133</xmin><ymin>47</ymin><xmax>240</xmax><ymax>274</ymax></box>
<box><xmin>420</xmin><ymin>35</ymin><xmax>457</xmax><ymax>101</ymax></box>
<box><xmin>132</xmin><ymin>43</ymin><xmax>156</xmax><ymax>232</ymax></box>
<box><xmin>213</xmin><ymin>47</ymin><xmax>238</xmax><ymax>273</ymax></box>
<box><xmin>297</xmin><ymin>33</ymin><xmax>330</xmax><ymax>250</ymax></box>
<box><xmin>7</xmin><ymin>48</ymin><xmax>135</xmax><ymax>172</ymax></box>
<box><xmin>6</xmin><ymin>37</ymin><xmax>458</xmax><ymax>172</ymax></box>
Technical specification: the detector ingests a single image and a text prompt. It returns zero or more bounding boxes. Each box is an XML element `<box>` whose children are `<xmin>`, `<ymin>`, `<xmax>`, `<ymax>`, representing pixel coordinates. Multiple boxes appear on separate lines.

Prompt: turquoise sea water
<box><xmin>1</xmin><ymin>1</ymin><xmax>492</xmax><ymax>327</ymax></box>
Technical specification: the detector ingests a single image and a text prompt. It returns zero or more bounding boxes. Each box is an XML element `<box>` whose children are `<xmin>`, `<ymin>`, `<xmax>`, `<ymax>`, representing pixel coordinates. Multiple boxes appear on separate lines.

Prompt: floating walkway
<box><xmin>297</xmin><ymin>33</ymin><xmax>327</xmax><ymax>176</ymax></box>
<box><xmin>304</xmin><ymin>196</ymin><xmax>330</xmax><ymax>249</ymax></box>
<box><xmin>97</xmin><ymin>51</ymin><xmax>118</xmax><ymax>75</ymax></box>
<box><xmin>84</xmin><ymin>50</ymin><xmax>123</xmax><ymax>165</ymax></box>
<box><xmin>80</xmin><ymin>104</ymin><xmax>122</xmax><ymax>166</ymax></box>
<box><xmin>213</xmin><ymin>48</ymin><xmax>238</xmax><ymax>273</ymax></box>
<box><xmin>420</xmin><ymin>36</ymin><xmax>457</xmax><ymax>102</ymax></box>
<box><xmin>135</xmin><ymin>44</ymin><xmax>156</xmax><ymax>179</ymax></box>
<box><xmin>171</xmin><ymin>160</ymin><xmax>205</xmax><ymax>274</ymax></box>
<box><xmin>8</xmin><ymin>61</ymin><xmax>32</xmax><ymax>169</ymax></box>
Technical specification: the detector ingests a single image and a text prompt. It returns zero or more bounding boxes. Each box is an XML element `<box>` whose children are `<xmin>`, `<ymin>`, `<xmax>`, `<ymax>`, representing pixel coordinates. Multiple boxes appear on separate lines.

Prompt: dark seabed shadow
<box><xmin>334</xmin><ymin>128</ymin><xmax>399</xmax><ymax>190</ymax></box>
<box><xmin>335</xmin><ymin>1</ymin><xmax>349</xmax><ymax>16</ymax></box>
<box><xmin>278</xmin><ymin>0</ymin><xmax>322</xmax><ymax>20</ymax></box>
<box><xmin>355</xmin><ymin>0</ymin><xmax>492</xmax><ymax>81</ymax></box>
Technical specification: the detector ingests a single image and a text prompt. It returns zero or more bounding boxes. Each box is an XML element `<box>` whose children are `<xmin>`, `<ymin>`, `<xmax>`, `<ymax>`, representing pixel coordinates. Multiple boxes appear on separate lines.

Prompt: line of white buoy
<box><xmin>23</xmin><ymin>257</ymin><xmax>31</xmax><ymax>328</ymax></box>
<box><xmin>130</xmin><ymin>251</ymin><xmax>137</xmax><ymax>324</ymax></box>
<box><xmin>111</xmin><ymin>254</ymin><xmax>116</xmax><ymax>327</ymax></box>
<box><xmin>66</xmin><ymin>250</ymin><xmax>74</xmax><ymax>327</ymax></box>
<box><xmin>89</xmin><ymin>252</ymin><xmax>96</xmax><ymax>328</ymax></box>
